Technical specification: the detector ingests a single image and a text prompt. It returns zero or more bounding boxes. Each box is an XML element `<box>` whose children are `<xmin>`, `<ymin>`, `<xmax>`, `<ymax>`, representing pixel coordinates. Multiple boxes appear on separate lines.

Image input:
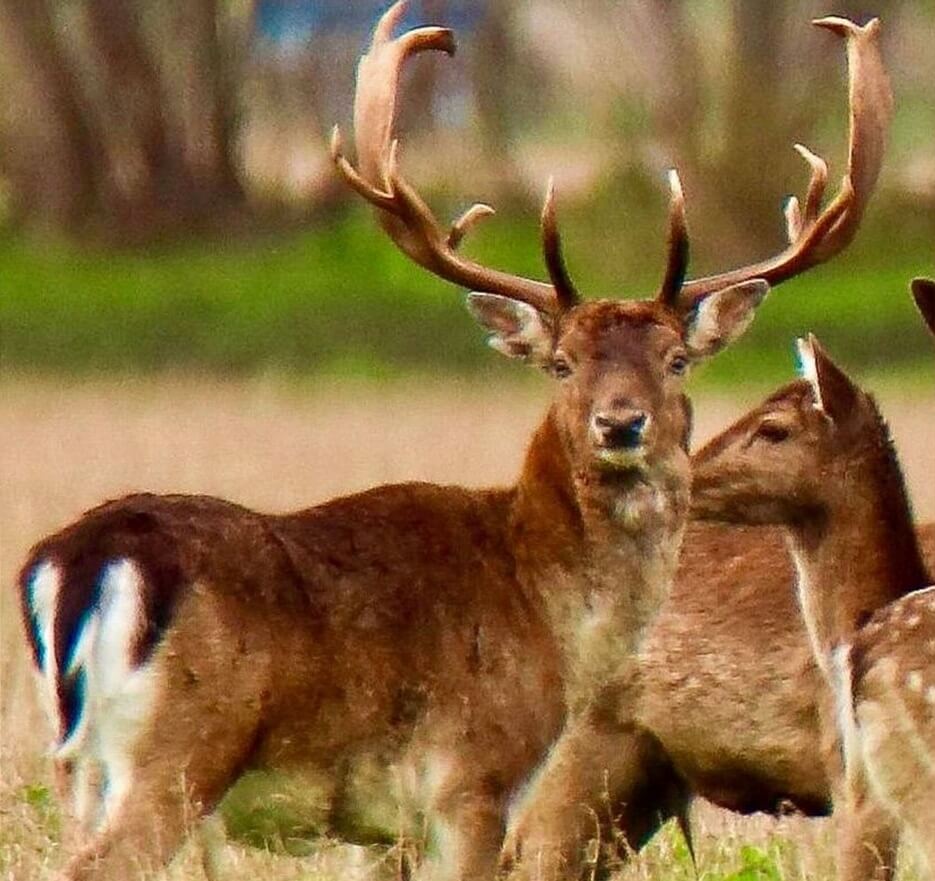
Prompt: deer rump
<box><xmin>19</xmin><ymin>489</ymin><xmax>563</xmax><ymax>846</ymax></box>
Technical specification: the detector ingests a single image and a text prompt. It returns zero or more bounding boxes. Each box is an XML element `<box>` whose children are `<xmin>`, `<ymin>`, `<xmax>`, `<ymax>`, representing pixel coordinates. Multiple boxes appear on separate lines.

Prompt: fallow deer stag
<box><xmin>499</xmin><ymin>15</ymin><xmax>892</xmax><ymax>879</ymax></box>
<box><xmin>691</xmin><ymin>279</ymin><xmax>935</xmax><ymax>878</ymax></box>
<box><xmin>18</xmin><ymin>5</ymin><xmax>886</xmax><ymax>881</ymax></box>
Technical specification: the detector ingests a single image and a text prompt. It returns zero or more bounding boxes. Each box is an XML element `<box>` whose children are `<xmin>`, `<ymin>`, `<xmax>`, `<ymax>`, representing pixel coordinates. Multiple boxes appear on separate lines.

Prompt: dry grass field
<box><xmin>2</xmin><ymin>377</ymin><xmax>932</xmax><ymax>881</ymax></box>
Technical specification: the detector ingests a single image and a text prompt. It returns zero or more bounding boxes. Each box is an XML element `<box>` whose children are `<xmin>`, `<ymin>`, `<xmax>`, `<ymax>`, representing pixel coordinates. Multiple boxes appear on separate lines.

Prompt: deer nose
<box><xmin>592</xmin><ymin>410</ymin><xmax>649</xmax><ymax>450</ymax></box>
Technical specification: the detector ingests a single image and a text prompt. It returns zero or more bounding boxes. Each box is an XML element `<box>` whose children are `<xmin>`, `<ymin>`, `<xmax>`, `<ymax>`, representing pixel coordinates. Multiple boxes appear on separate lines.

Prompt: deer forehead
<box><xmin>743</xmin><ymin>381</ymin><xmax>832</xmax><ymax>437</ymax></box>
<box><xmin>557</xmin><ymin>301</ymin><xmax>684</xmax><ymax>362</ymax></box>
<box><xmin>760</xmin><ymin>380</ymin><xmax>815</xmax><ymax>414</ymax></box>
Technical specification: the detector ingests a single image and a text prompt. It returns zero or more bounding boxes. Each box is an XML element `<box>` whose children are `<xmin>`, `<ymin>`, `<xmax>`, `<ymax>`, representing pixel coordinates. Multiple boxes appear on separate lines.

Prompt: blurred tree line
<box><xmin>0</xmin><ymin>0</ymin><xmax>932</xmax><ymax>254</ymax></box>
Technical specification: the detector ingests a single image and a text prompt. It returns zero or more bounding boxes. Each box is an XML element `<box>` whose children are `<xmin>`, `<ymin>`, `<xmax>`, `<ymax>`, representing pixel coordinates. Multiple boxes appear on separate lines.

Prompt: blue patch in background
<box><xmin>254</xmin><ymin>1</ymin><xmax>484</xmax><ymax>50</ymax></box>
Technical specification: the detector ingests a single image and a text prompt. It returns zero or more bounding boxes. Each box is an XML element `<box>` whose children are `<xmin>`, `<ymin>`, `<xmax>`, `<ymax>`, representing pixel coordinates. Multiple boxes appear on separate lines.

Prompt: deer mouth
<box><xmin>593</xmin><ymin>447</ymin><xmax>649</xmax><ymax>472</ymax></box>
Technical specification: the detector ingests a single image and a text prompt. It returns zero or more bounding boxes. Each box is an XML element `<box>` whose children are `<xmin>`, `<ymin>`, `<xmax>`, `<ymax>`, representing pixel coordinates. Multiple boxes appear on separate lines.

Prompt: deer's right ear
<box><xmin>466</xmin><ymin>293</ymin><xmax>554</xmax><ymax>365</ymax></box>
<box><xmin>911</xmin><ymin>278</ymin><xmax>935</xmax><ymax>338</ymax></box>
<box><xmin>796</xmin><ymin>334</ymin><xmax>860</xmax><ymax>424</ymax></box>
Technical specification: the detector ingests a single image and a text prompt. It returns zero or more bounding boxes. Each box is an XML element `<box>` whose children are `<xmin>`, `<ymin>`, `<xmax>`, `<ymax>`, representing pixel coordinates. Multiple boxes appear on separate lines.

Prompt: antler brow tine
<box><xmin>658</xmin><ymin>169</ymin><xmax>690</xmax><ymax>307</ymax></box>
<box><xmin>541</xmin><ymin>179</ymin><xmax>580</xmax><ymax>312</ymax></box>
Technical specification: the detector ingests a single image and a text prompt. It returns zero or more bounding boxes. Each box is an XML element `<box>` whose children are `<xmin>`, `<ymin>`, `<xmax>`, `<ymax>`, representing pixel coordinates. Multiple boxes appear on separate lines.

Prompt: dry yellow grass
<box><xmin>2</xmin><ymin>377</ymin><xmax>932</xmax><ymax>880</ymax></box>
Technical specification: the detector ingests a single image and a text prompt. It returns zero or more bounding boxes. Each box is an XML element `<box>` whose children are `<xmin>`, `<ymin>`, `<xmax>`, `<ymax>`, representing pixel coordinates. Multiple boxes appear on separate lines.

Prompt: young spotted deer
<box><xmin>691</xmin><ymin>280</ymin><xmax>935</xmax><ymax>879</ymax></box>
<box><xmin>19</xmin><ymin>3</ymin><xmax>779</xmax><ymax>879</ymax></box>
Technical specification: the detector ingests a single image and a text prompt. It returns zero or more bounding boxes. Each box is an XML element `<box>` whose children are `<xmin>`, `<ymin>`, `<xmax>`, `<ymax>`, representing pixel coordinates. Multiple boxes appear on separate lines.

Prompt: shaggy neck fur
<box><xmin>788</xmin><ymin>409</ymin><xmax>930</xmax><ymax>670</ymax></box>
<box><xmin>510</xmin><ymin>406</ymin><xmax>690</xmax><ymax>709</ymax></box>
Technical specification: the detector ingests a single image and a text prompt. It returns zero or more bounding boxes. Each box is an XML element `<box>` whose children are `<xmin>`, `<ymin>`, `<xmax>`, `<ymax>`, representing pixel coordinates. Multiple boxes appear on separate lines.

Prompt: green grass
<box><xmin>0</xmin><ymin>769</ymin><xmax>841</xmax><ymax>881</ymax></box>
<box><xmin>0</xmin><ymin>200</ymin><xmax>931</xmax><ymax>387</ymax></box>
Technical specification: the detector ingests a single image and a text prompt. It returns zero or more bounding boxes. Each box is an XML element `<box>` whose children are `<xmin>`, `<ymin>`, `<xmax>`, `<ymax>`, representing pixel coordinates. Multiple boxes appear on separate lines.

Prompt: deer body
<box><xmin>640</xmin><ymin>521</ymin><xmax>935</xmax><ymax>816</ymax></box>
<box><xmin>639</xmin><ymin>523</ymin><xmax>832</xmax><ymax>817</ymax></box>
<box><xmin>21</xmin><ymin>385</ymin><xmax>694</xmax><ymax>880</ymax></box>
<box><xmin>502</xmin><ymin>518</ymin><xmax>935</xmax><ymax>878</ymax></box>
<box><xmin>690</xmin><ymin>286</ymin><xmax>935</xmax><ymax>879</ymax></box>
<box><xmin>24</xmin><ymin>487</ymin><xmax>564</xmax><ymax>877</ymax></box>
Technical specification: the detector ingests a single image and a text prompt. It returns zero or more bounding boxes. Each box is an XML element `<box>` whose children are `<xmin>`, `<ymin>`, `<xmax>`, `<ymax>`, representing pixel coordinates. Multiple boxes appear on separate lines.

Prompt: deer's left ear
<box><xmin>796</xmin><ymin>334</ymin><xmax>860</xmax><ymax>423</ymax></box>
<box><xmin>911</xmin><ymin>277</ymin><xmax>935</xmax><ymax>338</ymax></box>
<box><xmin>683</xmin><ymin>280</ymin><xmax>770</xmax><ymax>359</ymax></box>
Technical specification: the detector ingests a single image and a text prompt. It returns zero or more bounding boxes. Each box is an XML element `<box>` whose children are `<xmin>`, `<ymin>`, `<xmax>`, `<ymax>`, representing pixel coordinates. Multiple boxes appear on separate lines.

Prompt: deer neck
<box><xmin>510</xmin><ymin>406</ymin><xmax>690</xmax><ymax>710</ymax></box>
<box><xmin>787</xmin><ymin>453</ymin><xmax>930</xmax><ymax>679</ymax></box>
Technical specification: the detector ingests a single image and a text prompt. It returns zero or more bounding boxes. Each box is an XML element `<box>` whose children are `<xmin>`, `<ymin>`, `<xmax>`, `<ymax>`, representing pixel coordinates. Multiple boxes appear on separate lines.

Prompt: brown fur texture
<box><xmin>19</xmin><ymin>296</ymin><xmax>720</xmax><ymax>881</ymax></box>
<box><xmin>498</xmin><ymin>520</ymin><xmax>935</xmax><ymax>880</ymax></box>
<box><xmin>689</xmin><ymin>338</ymin><xmax>933</xmax><ymax>880</ymax></box>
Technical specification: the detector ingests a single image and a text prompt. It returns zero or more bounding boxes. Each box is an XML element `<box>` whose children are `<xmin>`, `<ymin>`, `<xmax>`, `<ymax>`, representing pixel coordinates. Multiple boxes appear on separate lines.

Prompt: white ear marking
<box><xmin>684</xmin><ymin>279</ymin><xmax>769</xmax><ymax>359</ymax></box>
<box><xmin>466</xmin><ymin>292</ymin><xmax>553</xmax><ymax>364</ymax></box>
<box><xmin>687</xmin><ymin>295</ymin><xmax>722</xmax><ymax>355</ymax></box>
<box><xmin>795</xmin><ymin>337</ymin><xmax>825</xmax><ymax>413</ymax></box>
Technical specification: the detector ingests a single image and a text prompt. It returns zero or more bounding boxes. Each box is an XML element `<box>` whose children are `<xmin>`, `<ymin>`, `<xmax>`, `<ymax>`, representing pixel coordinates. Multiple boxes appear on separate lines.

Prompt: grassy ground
<box><xmin>2</xmin><ymin>377</ymin><xmax>932</xmax><ymax>880</ymax></box>
<box><xmin>1</xmin><ymin>201</ymin><xmax>932</xmax><ymax>385</ymax></box>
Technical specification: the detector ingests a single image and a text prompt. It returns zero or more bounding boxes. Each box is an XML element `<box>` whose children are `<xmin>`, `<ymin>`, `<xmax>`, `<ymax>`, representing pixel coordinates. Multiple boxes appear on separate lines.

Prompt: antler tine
<box><xmin>793</xmin><ymin>144</ymin><xmax>828</xmax><ymax>225</ymax></box>
<box><xmin>541</xmin><ymin>179</ymin><xmax>580</xmax><ymax>312</ymax></box>
<box><xmin>784</xmin><ymin>196</ymin><xmax>802</xmax><ymax>244</ymax></box>
<box><xmin>658</xmin><ymin>169</ymin><xmax>690</xmax><ymax>308</ymax></box>
<box><xmin>331</xmin><ymin>0</ymin><xmax>566</xmax><ymax>317</ymax></box>
<box><xmin>330</xmin><ymin>126</ymin><xmax>398</xmax><ymax>213</ymax></box>
<box><xmin>448</xmin><ymin>203</ymin><xmax>496</xmax><ymax>250</ymax></box>
<box><xmin>677</xmin><ymin>16</ymin><xmax>892</xmax><ymax>310</ymax></box>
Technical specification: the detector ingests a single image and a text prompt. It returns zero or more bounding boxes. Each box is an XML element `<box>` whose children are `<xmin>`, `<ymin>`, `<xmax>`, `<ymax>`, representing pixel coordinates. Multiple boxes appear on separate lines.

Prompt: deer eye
<box><xmin>755</xmin><ymin>421</ymin><xmax>791</xmax><ymax>443</ymax></box>
<box><xmin>668</xmin><ymin>354</ymin><xmax>689</xmax><ymax>376</ymax></box>
<box><xmin>552</xmin><ymin>356</ymin><xmax>573</xmax><ymax>379</ymax></box>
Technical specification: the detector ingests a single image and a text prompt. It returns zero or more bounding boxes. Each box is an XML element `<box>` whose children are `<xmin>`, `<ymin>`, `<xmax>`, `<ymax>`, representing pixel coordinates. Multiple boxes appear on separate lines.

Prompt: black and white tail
<box><xmin>18</xmin><ymin>497</ymin><xmax>184</xmax><ymax>830</ymax></box>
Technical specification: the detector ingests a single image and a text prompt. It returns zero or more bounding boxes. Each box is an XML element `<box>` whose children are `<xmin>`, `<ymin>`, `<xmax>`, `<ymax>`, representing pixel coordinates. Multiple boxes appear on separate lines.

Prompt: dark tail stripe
<box><xmin>61</xmin><ymin>668</ymin><xmax>88</xmax><ymax>743</ymax></box>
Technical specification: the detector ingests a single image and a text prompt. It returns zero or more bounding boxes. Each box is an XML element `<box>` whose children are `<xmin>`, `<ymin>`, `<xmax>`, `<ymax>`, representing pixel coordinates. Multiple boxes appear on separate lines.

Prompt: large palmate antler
<box><xmin>331</xmin><ymin>0</ymin><xmax>578</xmax><ymax>318</ymax></box>
<box><xmin>666</xmin><ymin>16</ymin><xmax>892</xmax><ymax>311</ymax></box>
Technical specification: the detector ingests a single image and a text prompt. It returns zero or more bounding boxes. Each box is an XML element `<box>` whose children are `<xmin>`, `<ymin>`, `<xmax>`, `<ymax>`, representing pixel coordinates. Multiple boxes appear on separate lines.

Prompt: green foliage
<box><xmin>721</xmin><ymin>844</ymin><xmax>785</xmax><ymax>881</ymax></box>
<box><xmin>0</xmin><ymin>200</ymin><xmax>931</xmax><ymax>387</ymax></box>
<box><xmin>14</xmin><ymin>782</ymin><xmax>61</xmax><ymax>839</ymax></box>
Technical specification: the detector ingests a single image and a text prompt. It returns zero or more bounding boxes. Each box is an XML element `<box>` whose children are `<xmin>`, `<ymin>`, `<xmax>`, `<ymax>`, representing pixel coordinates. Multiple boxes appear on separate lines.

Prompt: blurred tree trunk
<box><xmin>0</xmin><ymin>0</ymin><xmax>250</xmax><ymax>243</ymax></box>
<box><xmin>634</xmin><ymin>0</ymin><xmax>833</xmax><ymax>262</ymax></box>
<box><xmin>0</xmin><ymin>0</ymin><xmax>103</xmax><ymax>231</ymax></box>
<box><xmin>472</xmin><ymin>0</ymin><xmax>532</xmax><ymax>198</ymax></box>
<box><xmin>79</xmin><ymin>0</ymin><xmax>176</xmax><ymax>237</ymax></box>
<box><xmin>717</xmin><ymin>1</ymin><xmax>791</xmax><ymax>250</ymax></box>
<box><xmin>158</xmin><ymin>0</ymin><xmax>243</xmax><ymax>206</ymax></box>
<box><xmin>473</xmin><ymin>0</ymin><xmax>515</xmax><ymax>157</ymax></box>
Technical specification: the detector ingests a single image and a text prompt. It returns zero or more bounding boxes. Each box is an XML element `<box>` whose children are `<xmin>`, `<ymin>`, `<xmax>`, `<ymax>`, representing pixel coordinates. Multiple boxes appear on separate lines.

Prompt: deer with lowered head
<box><xmin>19</xmin><ymin>5</ymin><xmax>887</xmax><ymax>881</ymax></box>
<box><xmin>690</xmin><ymin>279</ymin><xmax>935</xmax><ymax>879</ymax></box>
